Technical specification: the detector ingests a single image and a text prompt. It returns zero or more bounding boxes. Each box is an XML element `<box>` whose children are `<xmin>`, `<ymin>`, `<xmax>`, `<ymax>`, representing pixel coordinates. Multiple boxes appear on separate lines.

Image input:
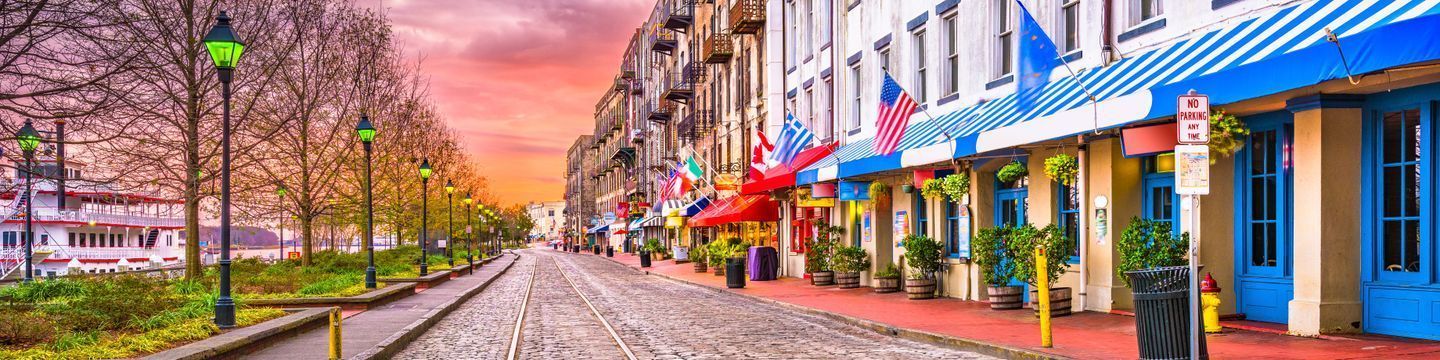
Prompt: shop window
<box><xmin>945</xmin><ymin>200</ymin><xmax>961</xmax><ymax>258</ymax></box>
<box><xmin>914</xmin><ymin>194</ymin><xmax>929</xmax><ymax>237</ymax></box>
<box><xmin>1057</xmin><ymin>183</ymin><xmax>1081</xmax><ymax>262</ymax></box>
<box><xmin>1378</xmin><ymin>108</ymin><xmax>1423</xmax><ymax>274</ymax></box>
<box><xmin>1143</xmin><ymin>153</ymin><xmax>1179</xmax><ymax>234</ymax></box>
<box><xmin>1244</xmin><ymin>126</ymin><xmax>1291</xmax><ymax>271</ymax></box>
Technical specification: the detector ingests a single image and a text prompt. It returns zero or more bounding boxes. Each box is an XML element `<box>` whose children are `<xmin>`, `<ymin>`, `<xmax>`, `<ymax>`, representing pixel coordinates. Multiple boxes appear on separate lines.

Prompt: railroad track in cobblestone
<box><xmin>506</xmin><ymin>256</ymin><xmax>637</xmax><ymax>360</ymax></box>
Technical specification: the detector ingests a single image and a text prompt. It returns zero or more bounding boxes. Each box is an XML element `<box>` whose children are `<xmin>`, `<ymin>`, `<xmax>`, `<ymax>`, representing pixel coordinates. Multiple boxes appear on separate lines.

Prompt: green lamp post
<box><xmin>444</xmin><ymin>179</ymin><xmax>455</xmax><ymax>267</ymax></box>
<box><xmin>463</xmin><ymin>193</ymin><xmax>474</xmax><ymax>273</ymax></box>
<box><xmin>356</xmin><ymin>115</ymin><xmax>377</xmax><ymax>288</ymax></box>
<box><xmin>203</xmin><ymin>10</ymin><xmax>246</xmax><ymax>329</ymax></box>
<box><xmin>16</xmin><ymin>120</ymin><xmax>40</xmax><ymax>284</ymax></box>
<box><xmin>418</xmin><ymin>158</ymin><xmax>431</xmax><ymax>276</ymax></box>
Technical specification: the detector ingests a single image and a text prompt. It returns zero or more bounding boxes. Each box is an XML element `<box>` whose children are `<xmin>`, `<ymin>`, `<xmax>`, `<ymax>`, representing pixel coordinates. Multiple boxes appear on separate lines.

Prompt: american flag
<box><xmin>661</xmin><ymin>166</ymin><xmax>690</xmax><ymax>200</ymax></box>
<box><xmin>874</xmin><ymin>72</ymin><xmax>918</xmax><ymax>156</ymax></box>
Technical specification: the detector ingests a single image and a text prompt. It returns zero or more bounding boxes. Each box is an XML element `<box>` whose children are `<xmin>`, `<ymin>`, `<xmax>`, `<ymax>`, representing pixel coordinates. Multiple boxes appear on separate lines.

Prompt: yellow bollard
<box><xmin>1036</xmin><ymin>246</ymin><xmax>1052</xmax><ymax>348</ymax></box>
<box><xmin>328</xmin><ymin>307</ymin><xmax>342</xmax><ymax>360</ymax></box>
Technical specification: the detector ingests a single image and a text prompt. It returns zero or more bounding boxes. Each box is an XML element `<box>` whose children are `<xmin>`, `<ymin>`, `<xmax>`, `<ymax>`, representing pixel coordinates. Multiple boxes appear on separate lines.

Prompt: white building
<box><xmin>525</xmin><ymin>201</ymin><xmax>566</xmax><ymax>241</ymax></box>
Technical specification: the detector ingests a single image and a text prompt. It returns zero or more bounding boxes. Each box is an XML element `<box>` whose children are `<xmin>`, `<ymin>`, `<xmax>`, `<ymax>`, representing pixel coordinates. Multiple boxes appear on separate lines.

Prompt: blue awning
<box><xmin>799</xmin><ymin>0</ymin><xmax>1440</xmax><ymax>183</ymax></box>
<box><xmin>682</xmin><ymin>195</ymin><xmax>711</xmax><ymax>217</ymax></box>
<box><xmin>586</xmin><ymin>224</ymin><xmax>608</xmax><ymax>234</ymax></box>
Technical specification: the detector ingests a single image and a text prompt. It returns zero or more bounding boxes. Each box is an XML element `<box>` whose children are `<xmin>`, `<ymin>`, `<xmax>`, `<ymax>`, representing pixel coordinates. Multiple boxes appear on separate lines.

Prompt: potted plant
<box><xmin>708</xmin><ymin>240</ymin><xmax>729</xmax><ymax>276</ymax></box>
<box><xmin>869</xmin><ymin>182</ymin><xmax>892</xmax><ymax>204</ymax></box>
<box><xmin>831</xmin><ymin>245</ymin><xmax>871</xmax><ymax>289</ymax></box>
<box><xmin>639</xmin><ymin>238</ymin><xmax>663</xmax><ymax>268</ymax></box>
<box><xmin>973</xmin><ymin>226</ymin><xmax>1022</xmax><ymax>310</ymax></box>
<box><xmin>724</xmin><ymin>238</ymin><xmax>751</xmax><ymax>289</ymax></box>
<box><xmin>1116</xmin><ymin>217</ymin><xmax>1196</xmax><ymax>358</ymax></box>
<box><xmin>996</xmin><ymin>160</ymin><xmax>1028</xmax><ymax>183</ymax></box>
<box><xmin>1043</xmin><ymin>154</ymin><xmax>1079</xmax><ymax>186</ymax></box>
<box><xmin>872</xmin><ymin>263</ymin><xmax>901</xmax><ymax>293</ymax></box>
<box><xmin>692</xmin><ymin>243</ymin><xmax>708</xmax><ymax>273</ymax></box>
<box><xmin>1008</xmin><ymin>224</ymin><xmax>1077</xmax><ymax>317</ymax></box>
<box><xmin>902</xmin><ymin>234</ymin><xmax>943</xmax><ymax>300</ymax></box>
<box><xmin>806</xmin><ymin>224</ymin><xmax>843</xmax><ymax>286</ymax></box>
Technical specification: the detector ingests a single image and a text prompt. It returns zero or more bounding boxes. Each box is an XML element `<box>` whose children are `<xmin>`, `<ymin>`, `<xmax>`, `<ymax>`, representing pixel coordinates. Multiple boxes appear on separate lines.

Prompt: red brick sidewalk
<box><xmin>589</xmin><ymin>249</ymin><xmax>1440</xmax><ymax>359</ymax></box>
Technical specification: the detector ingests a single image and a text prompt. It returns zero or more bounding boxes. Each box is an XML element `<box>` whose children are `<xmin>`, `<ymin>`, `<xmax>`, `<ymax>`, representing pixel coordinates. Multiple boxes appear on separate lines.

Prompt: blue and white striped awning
<box><xmin>799</xmin><ymin>0</ymin><xmax>1440</xmax><ymax>184</ymax></box>
<box><xmin>586</xmin><ymin>223</ymin><xmax>608</xmax><ymax>234</ymax></box>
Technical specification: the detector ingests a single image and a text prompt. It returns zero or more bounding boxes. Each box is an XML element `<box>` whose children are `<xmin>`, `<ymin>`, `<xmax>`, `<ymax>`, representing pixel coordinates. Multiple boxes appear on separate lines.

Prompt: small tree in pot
<box><xmin>806</xmin><ymin>224</ymin><xmax>843</xmax><ymax>286</ymax></box>
<box><xmin>691</xmin><ymin>243</ymin><xmax>708</xmax><ymax>273</ymax></box>
<box><xmin>831</xmin><ymin>245</ymin><xmax>872</xmax><ymax>289</ymax></box>
<box><xmin>973</xmin><ymin>226</ymin><xmax>1022</xmax><ymax>309</ymax></box>
<box><xmin>902</xmin><ymin>234</ymin><xmax>943</xmax><ymax>300</ymax></box>
<box><xmin>872</xmin><ymin>263</ymin><xmax>901</xmax><ymax>293</ymax></box>
<box><xmin>708</xmin><ymin>239</ymin><xmax>731</xmax><ymax>276</ymax></box>
<box><xmin>1116</xmin><ymin>217</ymin><xmax>1199</xmax><ymax>358</ymax></box>
<box><xmin>1008</xmin><ymin>224</ymin><xmax>1076</xmax><ymax>317</ymax></box>
<box><xmin>640</xmin><ymin>238</ymin><xmax>663</xmax><ymax>268</ymax></box>
<box><xmin>723</xmin><ymin>238</ymin><xmax>751</xmax><ymax>288</ymax></box>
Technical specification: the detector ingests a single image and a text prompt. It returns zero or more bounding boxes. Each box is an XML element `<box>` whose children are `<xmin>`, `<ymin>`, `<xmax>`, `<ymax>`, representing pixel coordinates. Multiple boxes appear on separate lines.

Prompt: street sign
<box><xmin>1177</xmin><ymin>93</ymin><xmax>1210</xmax><ymax>144</ymax></box>
<box><xmin>1175</xmin><ymin>145</ymin><xmax>1210</xmax><ymax>195</ymax></box>
<box><xmin>288</xmin><ymin>251</ymin><xmax>300</xmax><ymax>259</ymax></box>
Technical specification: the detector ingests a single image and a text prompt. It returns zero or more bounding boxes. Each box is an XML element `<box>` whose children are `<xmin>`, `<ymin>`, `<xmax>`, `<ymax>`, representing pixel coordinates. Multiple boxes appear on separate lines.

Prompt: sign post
<box><xmin>1176</xmin><ymin>90</ymin><xmax>1210</xmax><ymax>360</ymax></box>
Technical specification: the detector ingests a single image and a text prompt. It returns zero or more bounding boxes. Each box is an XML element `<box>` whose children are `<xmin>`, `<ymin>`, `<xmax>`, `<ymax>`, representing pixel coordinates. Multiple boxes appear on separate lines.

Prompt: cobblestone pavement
<box><xmin>398</xmin><ymin>249</ymin><xmax>993</xmax><ymax>359</ymax></box>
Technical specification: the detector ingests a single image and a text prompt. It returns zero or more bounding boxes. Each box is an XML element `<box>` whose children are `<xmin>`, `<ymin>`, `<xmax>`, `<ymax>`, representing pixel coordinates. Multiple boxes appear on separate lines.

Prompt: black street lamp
<box><xmin>203</xmin><ymin>10</ymin><xmax>246</xmax><ymax>329</ymax></box>
<box><xmin>355</xmin><ymin>115</ymin><xmax>377</xmax><ymax>288</ymax></box>
<box><xmin>418</xmin><ymin>158</ymin><xmax>431</xmax><ymax>276</ymax></box>
<box><xmin>15</xmin><ymin>120</ymin><xmax>40</xmax><ymax>283</ymax></box>
<box><xmin>444</xmin><ymin>180</ymin><xmax>454</xmax><ymax>267</ymax></box>
<box><xmin>463</xmin><ymin>192</ymin><xmax>474</xmax><ymax>274</ymax></box>
<box><xmin>276</xmin><ymin>183</ymin><xmax>286</xmax><ymax>261</ymax></box>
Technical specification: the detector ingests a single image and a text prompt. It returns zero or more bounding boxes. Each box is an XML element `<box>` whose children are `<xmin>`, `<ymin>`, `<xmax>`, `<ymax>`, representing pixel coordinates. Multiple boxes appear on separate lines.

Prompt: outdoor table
<box><xmin>747</xmin><ymin>246</ymin><xmax>778</xmax><ymax>281</ymax></box>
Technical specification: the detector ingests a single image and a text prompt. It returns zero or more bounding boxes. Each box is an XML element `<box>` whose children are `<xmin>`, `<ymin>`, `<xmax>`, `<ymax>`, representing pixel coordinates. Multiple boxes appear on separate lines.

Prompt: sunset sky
<box><xmin>362</xmin><ymin>0</ymin><xmax>652</xmax><ymax>205</ymax></box>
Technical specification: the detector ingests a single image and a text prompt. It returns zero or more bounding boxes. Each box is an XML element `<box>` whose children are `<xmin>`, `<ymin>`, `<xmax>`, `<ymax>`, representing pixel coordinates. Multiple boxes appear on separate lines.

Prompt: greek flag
<box><xmin>770</xmin><ymin>113</ymin><xmax>814</xmax><ymax>168</ymax></box>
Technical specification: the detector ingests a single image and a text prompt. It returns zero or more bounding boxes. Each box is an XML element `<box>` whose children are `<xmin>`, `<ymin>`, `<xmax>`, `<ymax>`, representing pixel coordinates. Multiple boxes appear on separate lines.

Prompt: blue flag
<box><xmin>1015</xmin><ymin>0</ymin><xmax>1060</xmax><ymax>112</ymax></box>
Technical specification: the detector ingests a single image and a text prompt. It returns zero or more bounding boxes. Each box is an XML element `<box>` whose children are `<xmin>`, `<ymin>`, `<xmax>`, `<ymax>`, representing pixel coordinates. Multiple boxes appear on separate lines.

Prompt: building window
<box><xmin>1242</xmin><ymin>123</ymin><xmax>1292</xmax><ymax>274</ymax></box>
<box><xmin>942</xmin><ymin>13</ymin><xmax>959</xmax><ymax>97</ymax></box>
<box><xmin>1131</xmin><ymin>0</ymin><xmax>1163</xmax><ymax>26</ymax></box>
<box><xmin>787</xmin><ymin>0</ymin><xmax>797</xmax><ymax>66</ymax></box>
<box><xmin>69</xmin><ymin>232</ymin><xmax>76</xmax><ymax>247</ymax></box>
<box><xmin>821</xmin><ymin>77</ymin><xmax>834</xmax><ymax>141</ymax></box>
<box><xmin>804</xmin><ymin>0</ymin><xmax>814</xmax><ymax>57</ymax></box>
<box><xmin>912</xmin><ymin>29</ymin><xmax>928</xmax><ymax>103</ymax></box>
<box><xmin>1062</xmin><ymin>0</ymin><xmax>1081</xmax><ymax>53</ymax></box>
<box><xmin>915</xmin><ymin>193</ymin><xmax>929</xmax><ymax>237</ymax></box>
<box><xmin>1143</xmin><ymin>153</ymin><xmax>1179</xmax><ymax>234</ymax></box>
<box><xmin>805</xmin><ymin>88</ymin><xmax>816</xmax><ymax>131</ymax></box>
<box><xmin>1057</xmin><ymin>183</ymin><xmax>1081</xmax><ymax>262</ymax></box>
<box><xmin>850</xmin><ymin>63</ymin><xmax>862</xmax><ymax>130</ymax></box>
<box><xmin>879</xmin><ymin>46</ymin><xmax>892</xmax><ymax>72</ymax></box>
<box><xmin>994</xmin><ymin>0</ymin><xmax>1014</xmax><ymax>79</ymax></box>
<box><xmin>819</xmin><ymin>0</ymin><xmax>831</xmax><ymax>42</ymax></box>
<box><xmin>1378</xmin><ymin>108</ymin><xmax>1423</xmax><ymax>274</ymax></box>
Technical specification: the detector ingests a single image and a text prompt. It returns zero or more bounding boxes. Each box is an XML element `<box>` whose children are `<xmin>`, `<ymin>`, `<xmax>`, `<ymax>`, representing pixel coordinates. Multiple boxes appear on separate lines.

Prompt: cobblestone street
<box><xmin>395</xmin><ymin>249</ymin><xmax>992</xmax><ymax>359</ymax></box>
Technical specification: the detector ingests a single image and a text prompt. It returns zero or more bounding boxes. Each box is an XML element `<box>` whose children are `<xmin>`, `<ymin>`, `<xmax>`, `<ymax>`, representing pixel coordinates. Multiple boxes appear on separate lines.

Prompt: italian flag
<box><xmin>682</xmin><ymin>156</ymin><xmax>704</xmax><ymax>181</ymax></box>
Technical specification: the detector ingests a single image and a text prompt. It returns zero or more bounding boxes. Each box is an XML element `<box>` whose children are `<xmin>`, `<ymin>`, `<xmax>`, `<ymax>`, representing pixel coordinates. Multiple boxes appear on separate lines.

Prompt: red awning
<box><xmin>688</xmin><ymin>195</ymin><xmax>780</xmax><ymax>227</ymax></box>
<box><xmin>740</xmin><ymin>143</ymin><xmax>837</xmax><ymax>195</ymax></box>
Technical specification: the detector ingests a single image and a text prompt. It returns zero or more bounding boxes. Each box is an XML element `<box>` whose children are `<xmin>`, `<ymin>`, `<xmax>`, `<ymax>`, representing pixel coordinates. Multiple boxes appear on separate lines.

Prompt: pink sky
<box><xmin>364</xmin><ymin>0</ymin><xmax>652</xmax><ymax>205</ymax></box>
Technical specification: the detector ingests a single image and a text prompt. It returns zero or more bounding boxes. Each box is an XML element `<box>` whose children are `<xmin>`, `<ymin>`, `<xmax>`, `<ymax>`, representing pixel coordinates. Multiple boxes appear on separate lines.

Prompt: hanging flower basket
<box><xmin>1043</xmin><ymin>154</ymin><xmax>1079</xmax><ymax>186</ymax></box>
<box><xmin>920</xmin><ymin>178</ymin><xmax>945</xmax><ymax>199</ymax></box>
<box><xmin>996</xmin><ymin>161</ymin><xmax>1028</xmax><ymax>183</ymax></box>
<box><xmin>941</xmin><ymin>173</ymin><xmax>969</xmax><ymax>202</ymax></box>
<box><xmin>1209</xmin><ymin>109</ymin><xmax>1250</xmax><ymax>160</ymax></box>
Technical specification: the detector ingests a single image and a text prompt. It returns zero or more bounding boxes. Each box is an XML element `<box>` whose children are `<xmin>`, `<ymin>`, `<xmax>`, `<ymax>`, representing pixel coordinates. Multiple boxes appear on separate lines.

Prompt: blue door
<box><xmin>995</xmin><ymin>173</ymin><xmax>1029</xmax><ymax>297</ymax></box>
<box><xmin>1142</xmin><ymin>154</ymin><xmax>1179</xmax><ymax>233</ymax></box>
<box><xmin>1235</xmin><ymin>113</ymin><xmax>1295</xmax><ymax>324</ymax></box>
<box><xmin>1363</xmin><ymin>91</ymin><xmax>1440</xmax><ymax>340</ymax></box>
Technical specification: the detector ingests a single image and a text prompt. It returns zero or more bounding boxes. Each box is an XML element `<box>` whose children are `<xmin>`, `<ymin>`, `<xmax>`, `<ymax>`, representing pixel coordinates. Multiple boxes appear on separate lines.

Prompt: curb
<box><xmin>351</xmin><ymin>253</ymin><xmax>521</xmax><ymax>360</ymax></box>
<box><xmin>595</xmin><ymin>254</ymin><xmax>1065</xmax><ymax>360</ymax></box>
<box><xmin>145</xmin><ymin>307</ymin><xmax>333</xmax><ymax>360</ymax></box>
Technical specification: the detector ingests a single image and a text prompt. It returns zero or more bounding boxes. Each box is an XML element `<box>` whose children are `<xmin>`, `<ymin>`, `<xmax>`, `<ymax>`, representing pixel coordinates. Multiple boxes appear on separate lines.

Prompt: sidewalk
<box><xmin>595</xmin><ymin>250</ymin><xmax>1440</xmax><ymax>359</ymax></box>
<box><xmin>242</xmin><ymin>254</ymin><xmax>518</xmax><ymax>359</ymax></box>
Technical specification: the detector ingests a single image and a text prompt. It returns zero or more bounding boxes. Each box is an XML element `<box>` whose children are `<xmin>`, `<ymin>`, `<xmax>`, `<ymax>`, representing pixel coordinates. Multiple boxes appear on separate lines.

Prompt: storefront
<box><xmin>687</xmin><ymin>195</ymin><xmax>781</xmax><ymax>249</ymax></box>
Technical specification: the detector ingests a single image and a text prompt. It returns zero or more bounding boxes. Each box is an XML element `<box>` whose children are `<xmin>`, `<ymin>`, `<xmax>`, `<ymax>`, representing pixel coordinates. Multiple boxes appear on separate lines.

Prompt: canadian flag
<box><xmin>750</xmin><ymin>127</ymin><xmax>776</xmax><ymax>181</ymax></box>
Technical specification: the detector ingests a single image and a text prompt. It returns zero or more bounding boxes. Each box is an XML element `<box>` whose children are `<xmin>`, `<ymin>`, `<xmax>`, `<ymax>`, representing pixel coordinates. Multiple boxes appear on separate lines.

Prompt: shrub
<box><xmin>831</xmin><ymin>245</ymin><xmax>872</xmax><ymax>274</ymax></box>
<box><xmin>641</xmin><ymin>238</ymin><xmax>664</xmax><ymax>254</ymax></box>
<box><xmin>1006</xmin><ymin>224</ymin><xmax>1074</xmax><ymax>288</ymax></box>
<box><xmin>1116</xmin><ymin>217</ymin><xmax>1189</xmax><ymax>286</ymax></box>
<box><xmin>874</xmin><ymin>263</ymin><xmax>900</xmax><ymax>279</ymax></box>
<box><xmin>0</xmin><ymin>310</ymin><xmax>54</xmax><ymax>347</ymax></box>
<box><xmin>804</xmin><ymin>224</ymin><xmax>843</xmax><ymax>273</ymax></box>
<box><xmin>920</xmin><ymin>178</ymin><xmax>945</xmax><ymax>199</ymax></box>
<box><xmin>972</xmin><ymin>226</ymin><xmax>1015</xmax><ymax>286</ymax></box>
<box><xmin>902</xmin><ymin>234</ymin><xmax>944</xmax><ymax>280</ymax></box>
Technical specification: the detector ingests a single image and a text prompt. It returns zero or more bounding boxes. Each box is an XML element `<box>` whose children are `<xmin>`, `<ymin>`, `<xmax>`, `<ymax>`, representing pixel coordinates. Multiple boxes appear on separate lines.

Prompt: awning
<box><xmin>688</xmin><ymin>195</ymin><xmax>781</xmax><ymax>227</ymax></box>
<box><xmin>661</xmin><ymin>199</ymin><xmax>687</xmax><ymax>216</ymax></box>
<box><xmin>682</xmin><ymin>195</ymin><xmax>711</xmax><ymax>217</ymax></box>
<box><xmin>741</xmin><ymin>143</ymin><xmax>837</xmax><ymax>195</ymax></box>
<box><xmin>800</xmin><ymin>0</ymin><xmax>1440</xmax><ymax>183</ymax></box>
<box><xmin>628</xmin><ymin>218</ymin><xmax>644</xmax><ymax>231</ymax></box>
<box><xmin>586</xmin><ymin>224</ymin><xmax>608</xmax><ymax>234</ymax></box>
<box><xmin>611</xmin><ymin>221</ymin><xmax>628</xmax><ymax>235</ymax></box>
<box><xmin>639</xmin><ymin>216</ymin><xmax>664</xmax><ymax>228</ymax></box>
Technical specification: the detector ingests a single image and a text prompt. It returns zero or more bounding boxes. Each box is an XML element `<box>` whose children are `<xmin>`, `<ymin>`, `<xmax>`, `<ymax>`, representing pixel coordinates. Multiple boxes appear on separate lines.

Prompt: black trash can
<box><xmin>1127</xmin><ymin>266</ymin><xmax>1208</xmax><ymax>360</ymax></box>
<box><xmin>593</xmin><ymin>245</ymin><xmax>601</xmax><ymax>255</ymax></box>
<box><xmin>606</xmin><ymin>246</ymin><xmax>614</xmax><ymax>257</ymax></box>
<box><xmin>725</xmin><ymin>257</ymin><xmax>746</xmax><ymax>288</ymax></box>
<box><xmin>639</xmin><ymin>251</ymin><xmax>652</xmax><ymax>267</ymax></box>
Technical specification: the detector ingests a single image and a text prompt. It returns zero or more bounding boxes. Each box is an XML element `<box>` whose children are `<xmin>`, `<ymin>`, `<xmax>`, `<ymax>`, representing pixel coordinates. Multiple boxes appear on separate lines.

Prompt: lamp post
<box><xmin>276</xmin><ymin>183</ymin><xmax>286</xmax><ymax>261</ymax></box>
<box><xmin>203</xmin><ymin>11</ymin><xmax>246</xmax><ymax>329</ymax></box>
<box><xmin>16</xmin><ymin>120</ymin><xmax>40</xmax><ymax>283</ymax></box>
<box><xmin>355</xmin><ymin>115</ymin><xmax>377</xmax><ymax>288</ymax></box>
<box><xmin>418</xmin><ymin>158</ymin><xmax>431</xmax><ymax>276</ymax></box>
<box><xmin>444</xmin><ymin>180</ymin><xmax>454</xmax><ymax>267</ymax></box>
<box><xmin>464</xmin><ymin>193</ymin><xmax>474</xmax><ymax>273</ymax></box>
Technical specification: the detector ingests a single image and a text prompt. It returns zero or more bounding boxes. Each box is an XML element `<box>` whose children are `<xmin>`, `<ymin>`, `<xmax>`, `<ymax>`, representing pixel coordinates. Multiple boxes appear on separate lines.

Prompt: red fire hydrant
<box><xmin>1200</xmin><ymin>272</ymin><xmax>1223</xmax><ymax>333</ymax></box>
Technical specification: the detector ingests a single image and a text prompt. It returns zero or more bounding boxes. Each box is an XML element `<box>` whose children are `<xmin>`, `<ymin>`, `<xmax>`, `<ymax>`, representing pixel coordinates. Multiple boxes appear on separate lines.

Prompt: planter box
<box><xmin>144</xmin><ymin>308</ymin><xmax>332</xmax><ymax>360</ymax></box>
<box><xmin>988</xmin><ymin>285</ymin><xmax>1025</xmax><ymax>310</ymax></box>
<box><xmin>1028</xmin><ymin>287</ymin><xmax>1073</xmax><ymax>317</ymax></box>
<box><xmin>835</xmin><ymin>272</ymin><xmax>861</xmax><ymax>289</ymax></box>
<box><xmin>379</xmin><ymin>269</ymin><xmax>452</xmax><ymax>291</ymax></box>
<box><xmin>247</xmin><ymin>283</ymin><xmax>417</xmax><ymax>312</ymax></box>
<box><xmin>873</xmin><ymin>277</ymin><xmax>900</xmax><ymax>293</ymax></box>
<box><xmin>810</xmin><ymin>271</ymin><xmax>834</xmax><ymax>286</ymax></box>
<box><xmin>906</xmin><ymin>278</ymin><xmax>937</xmax><ymax>300</ymax></box>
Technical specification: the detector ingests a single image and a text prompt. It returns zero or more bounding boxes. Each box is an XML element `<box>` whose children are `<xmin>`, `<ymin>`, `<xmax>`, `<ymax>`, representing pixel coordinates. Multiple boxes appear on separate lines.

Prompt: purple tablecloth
<box><xmin>747</xmin><ymin>246</ymin><xmax>778</xmax><ymax>281</ymax></box>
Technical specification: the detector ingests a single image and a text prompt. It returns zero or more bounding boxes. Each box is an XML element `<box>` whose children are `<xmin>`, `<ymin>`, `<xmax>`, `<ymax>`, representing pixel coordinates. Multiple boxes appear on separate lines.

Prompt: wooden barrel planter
<box><xmin>873</xmin><ymin>277</ymin><xmax>900</xmax><ymax>293</ymax></box>
<box><xmin>834</xmin><ymin>272</ymin><xmax>861</xmax><ymax>289</ymax></box>
<box><xmin>713</xmin><ymin>264</ymin><xmax>725</xmax><ymax>276</ymax></box>
<box><xmin>988</xmin><ymin>285</ymin><xmax>1025</xmax><ymax>310</ymax></box>
<box><xmin>810</xmin><ymin>271</ymin><xmax>834</xmax><ymax>286</ymax></box>
<box><xmin>693</xmin><ymin>261</ymin><xmax>708</xmax><ymax>273</ymax></box>
<box><xmin>1029</xmin><ymin>287</ymin><xmax>1074</xmax><ymax>317</ymax></box>
<box><xmin>905</xmin><ymin>279</ymin><xmax>937</xmax><ymax>300</ymax></box>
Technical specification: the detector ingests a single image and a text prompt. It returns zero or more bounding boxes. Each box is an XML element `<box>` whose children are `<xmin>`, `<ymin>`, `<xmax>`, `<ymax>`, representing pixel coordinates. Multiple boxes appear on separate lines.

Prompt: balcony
<box><xmin>620</xmin><ymin>70</ymin><xmax>636</xmax><ymax>79</ymax></box>
<box><xmin>661</xmin><ymin>0</ymin><xmax>694</xmax><ymax>31</ymax></box>
<box><xmin>647</xmin><ymin>101</ymin><xmax>674</xmax><ymax>123</ymax></box>
<box><xmin>24</xmin><ymin>210</ymin><xmax>185</xmax><ymax>229</ymax></box>
<box><xmin>614</xmin><ymin>78</ymin><xmax>628</xmax><ymax>92</ymax></box>
<box><xmin>730</xmin><ymin>0</ymin><xmax>765</xmax><ymax>35</ymax></box>
<box><xmin>679</xmin><ymin>110</ymin><xmax>714</xmax><ymax>141</ymax></box>
<box><xmin>703</xmin><ymin>35</ymin><xmax>734</xmax><ymax>64</ymax></box>
<box><xmin>663</xmin><ymin>63</ymin><xmax>706</xmax><ymax>103</ymax></box>
<box><xmin>649</xmin><ymin>28</ymin><xmax>677</xmax><ymax>55</ymax></box>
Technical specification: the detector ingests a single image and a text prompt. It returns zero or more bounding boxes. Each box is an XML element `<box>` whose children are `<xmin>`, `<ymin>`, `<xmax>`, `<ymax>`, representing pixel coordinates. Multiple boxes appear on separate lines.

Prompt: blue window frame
<box><xmin>1374</xmin><ymin>107</ymin><xmax>1428</xmax><ymax>282</ymax></box>
<box><xmin>915</xmin><ymin>191</ymin><xmax>929</xmax><ymax>236</ymax></box>
<box><xmin>946</xmin><ymin>200</ymin><xmax>961</xmax><ymax>258</ymax></box>
<box><xmin>1056</xmin><ymin>183</ymin><xmax>1081</xmax><ymax>263</ymax></box>
<box><xmin>994</xmin><ymin>169</ymin><xmax>1029</xmax><ymax>228</ymax></box>
<box><xmin>1240</xmin><ymin>122</ymin><xmax>1293</xmax><ymax>277</ymax></box>
<box><xmin>1142</xmin><ymin>154</ymin><xmax>1179</xmax><ymax>234</ymax></box>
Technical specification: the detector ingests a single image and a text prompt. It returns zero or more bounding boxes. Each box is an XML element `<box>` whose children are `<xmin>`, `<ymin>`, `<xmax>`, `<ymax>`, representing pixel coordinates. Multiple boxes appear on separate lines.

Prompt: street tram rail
<box><xmin>506</xmin><ymin>255</ymin><xmax>636</xmax><ymax>360</ymax></box>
